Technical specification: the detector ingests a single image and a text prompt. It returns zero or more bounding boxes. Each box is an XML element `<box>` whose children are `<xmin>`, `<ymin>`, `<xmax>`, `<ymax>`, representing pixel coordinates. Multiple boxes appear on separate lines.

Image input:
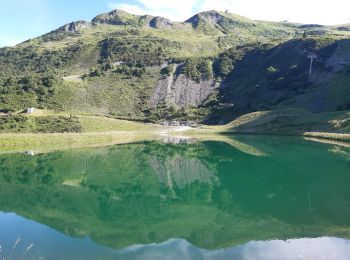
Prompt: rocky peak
<box><xmin>59</xmin><ymin>21</ymin><xmax>91</xmax><ymax>33</ymax></box>
<box><xmin>184</xmin><ymin>10</ymin><xmax>255</xmax><ymax>32</ymax></box>
<box><xmin>92</xmin><ymin>9</ymin><xmax>173</xmax><ymax>29</ymax></box>
<box><xmin>108</xmin><ymin>9</ymin><xmax>129</xmax><ymax>16</ymax></box>
<box><xmin>91</xmin><ymin>9</ymin><xmax>135</xmax><ymax>25</ymax></box>
<box><xmin>185</xmin><ymin>10</ymin><xmax>224</xmax><ymax>28</ymax></box>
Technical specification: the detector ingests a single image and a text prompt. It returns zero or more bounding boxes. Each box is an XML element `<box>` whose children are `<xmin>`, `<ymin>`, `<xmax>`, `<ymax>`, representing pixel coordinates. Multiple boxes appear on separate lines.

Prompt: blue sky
<box><xmin>1</xmin><ymin>0</ymin><xmax>349</xmax><ymax>47</ymax></box>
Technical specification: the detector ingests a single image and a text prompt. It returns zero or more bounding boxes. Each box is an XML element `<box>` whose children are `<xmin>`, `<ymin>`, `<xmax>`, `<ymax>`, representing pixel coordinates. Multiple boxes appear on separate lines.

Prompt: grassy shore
<box><xmin>186</xmin><ymin>109</ymin><xmax>350</xmax><ymax>142</ymax></box>
<box><xmin>0</xmin><ymin>109</ymin><xmax>349</xmax><ymax>152</ymax></box>
<box><xmin>0</xmin><ymin>131</ymin><xmax>156</xmax><ymax>153</ymax></box>
<box><xmin>0</xmin><ymin>113</ymin><xmax>162</xmax><ymax>152</ymax></box>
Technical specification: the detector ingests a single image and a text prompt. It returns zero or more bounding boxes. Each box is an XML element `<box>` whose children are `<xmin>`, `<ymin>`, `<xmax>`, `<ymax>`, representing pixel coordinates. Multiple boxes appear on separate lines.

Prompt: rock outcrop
<box><xmin>149</xmin><ymin>67</ymin><xmax>220</xmax><ymax>108</ymax></box>
<box><xmin>92</xmin><ymin>9</ymin><xmax>173</xmax><ymax>29</ymax></box>
<box><xmin>59</xmin><ymin>21</ymin><xmax>91</xmax><ymax>33</ymax></box>
<box><xmin>149</xmin><ymin>17</ymin><xmax>173</xmax><ymax>29</ymax></box>
<box><xmin>325</xmin><ymin>39</ymin><xmax>350</xmax><ymax>72</ymax></box>
<box><xmin>185</xmin><ymin>10</ymin><xmax>224</xmax><ymax>28</ymax></box>
<box><xmin>185</xmin><ymin>10</ymin><xmax>255</xmax><ymax>31</ymax></box>
<box><xmin>92</xmin><ymin>9</ymin><xmax>132</xmax><ymax>26</ymax></box>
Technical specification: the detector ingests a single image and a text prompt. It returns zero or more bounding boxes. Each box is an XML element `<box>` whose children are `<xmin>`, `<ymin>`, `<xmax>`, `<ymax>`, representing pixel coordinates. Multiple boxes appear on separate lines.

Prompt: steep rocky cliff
<box><xmin>150</xmin><ymin>66</ymin><xmax>219</xmax><ymax>108</ymax></box>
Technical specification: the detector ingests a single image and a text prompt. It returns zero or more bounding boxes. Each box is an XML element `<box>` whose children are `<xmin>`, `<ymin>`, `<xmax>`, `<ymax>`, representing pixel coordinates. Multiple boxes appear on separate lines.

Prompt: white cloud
<box><xmin>221</xmin><ymin>0</ymin><xmax>350</xmax><ymax>25</ymax></box>
<box><xmin>197</xmin><ymin>0</ymin><xmax>237</xmax><ymax>13</ymax></box>
<box><xmin>108</xmin><ymin>0</ymin><xmax>350</xmax><ymax>25</ymax></box>
<box><xmin>109</xmin><ymin>3</ymin><xmax>147</xmax><ymax>16</ymax></box>
<box><xmin>108</xmin><ymin>0</ymin><xmax>199</xmax><ymax>21</ymax></box>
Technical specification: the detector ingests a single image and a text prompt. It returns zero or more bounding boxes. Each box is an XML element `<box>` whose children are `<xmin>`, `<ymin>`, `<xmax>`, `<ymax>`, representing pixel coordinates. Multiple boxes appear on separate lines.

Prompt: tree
<box><xmin>183</xmin><ymin>58</ymin><xmax>213</xmax><ymax>82</ymax></box>
<box><xmin>20</xmin><ymin>76</ymin><xmax>38</xmax><ymax>92</ymax></box>
<box><xmin>161</xmin><ymin>64</ymin><xmax>176</xmax><ymax>76</ymax></box>
<box><xmin>219</xmin><ymin>56</ymin><xmax>234</xmax><ymax>76</ymax></box>
<box><xmin>198</xmin><ymin>59</ymin><xmax>213</xmax><ymax>80</ymax></box>
<box><xmin>184</xmin><ymin>59</ymin><xmax>200</xmax><ymax>81</ymax></box>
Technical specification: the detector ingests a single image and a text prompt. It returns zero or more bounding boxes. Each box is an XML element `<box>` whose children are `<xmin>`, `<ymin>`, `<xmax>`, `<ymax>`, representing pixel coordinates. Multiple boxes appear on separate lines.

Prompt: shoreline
<box><xmin>0</xmin><ymin>131</ymin><xmax>155</xmax><ymax>153</ymax></box>
<box><xmin>1</xmin><ymin>109</ymin><xmax>349</xmax><ymax>152</ymax></box>
<box><xmin>0</xmin><ymin>128</ymin><xmax>349</xmax><ymax>154</ymax></box>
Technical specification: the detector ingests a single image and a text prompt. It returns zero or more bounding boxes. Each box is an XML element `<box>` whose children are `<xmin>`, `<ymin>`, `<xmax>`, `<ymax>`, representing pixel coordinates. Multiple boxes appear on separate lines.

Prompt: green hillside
<box><xmin>0</xmin><ymin>9</ymin><xmax>349</xmax><ymax>124</ymax></box>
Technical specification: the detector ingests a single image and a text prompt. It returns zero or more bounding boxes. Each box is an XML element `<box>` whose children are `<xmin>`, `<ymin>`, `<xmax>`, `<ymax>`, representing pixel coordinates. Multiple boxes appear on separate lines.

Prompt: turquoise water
<box><xmin>0</xmin><ymin>135</ymin><xmax>349</xmax><ymax>259</ymax></box>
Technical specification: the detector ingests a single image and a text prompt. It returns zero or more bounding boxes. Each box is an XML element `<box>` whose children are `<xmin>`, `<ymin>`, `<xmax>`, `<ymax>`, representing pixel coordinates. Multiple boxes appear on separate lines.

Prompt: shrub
<box><xmin>161</xmin><ymin>64</ymin><xmax>176</xmax><ymax>76</ymax></box>
<box><xmin>0</xmin><ymin>115</ymin><xmax>82</xmax><ymax>133</ymax></box>
<box><xmin>183</xmin><ymin>58</ymin><xmax>213</xmax><ymax>82</ymax></box>
<box><xmin>219</xmin><ymin>56</ymin><xmax>234</xmax><ymax>76</ymax></box>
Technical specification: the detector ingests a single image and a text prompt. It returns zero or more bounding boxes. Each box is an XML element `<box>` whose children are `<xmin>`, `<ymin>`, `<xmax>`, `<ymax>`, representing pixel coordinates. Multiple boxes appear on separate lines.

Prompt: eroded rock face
<box><xmin>325</xmin><ymin>40</ymin><xmax>350</xmax><ymax>72</ymax></box>
<box><xmin>150</xmin><ymin>68</ymin><xmax>220</xmax><ymax>108</ymax></box>
<box><xmin>60</xmin><ymin>21</ymin><xmax>91</xmax><ymax>33</ymax></box>
<box><xmin>149</xmin><ymin>17</ymin><xmax>173</xmax><ymax>29</ymax></box>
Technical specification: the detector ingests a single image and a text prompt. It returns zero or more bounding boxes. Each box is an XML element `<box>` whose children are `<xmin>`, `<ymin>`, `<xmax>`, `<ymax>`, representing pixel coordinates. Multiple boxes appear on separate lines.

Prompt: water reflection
<box><xmin>0</xmin><ymin>136</ymin><xmax>349</xmax><ymax>254</ymax></box>
<box><xmin>1</xmin><ymin>212</ymin><xmax>349</xmax><ymax>260</ymax></box>
<box><xmin>160</xmin><ymin>136</ymin><xmax>197</xmax><ymax>144</ymax></box>
<box><xmin>115</xmin><ymin>237</ymin><xmax>350</xmax><ymax>260</ymax></box>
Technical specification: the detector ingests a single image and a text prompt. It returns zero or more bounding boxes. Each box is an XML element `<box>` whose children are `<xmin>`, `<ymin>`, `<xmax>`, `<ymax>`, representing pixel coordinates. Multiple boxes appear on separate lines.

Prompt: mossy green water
<box><xmin>0</xmin><ymin>136</ymin><xmax>349</xmax><ymax>256</ymax></box>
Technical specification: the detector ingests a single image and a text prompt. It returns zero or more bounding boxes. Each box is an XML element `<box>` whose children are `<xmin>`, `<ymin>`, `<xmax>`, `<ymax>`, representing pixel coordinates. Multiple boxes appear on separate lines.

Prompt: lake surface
<box><xmin>0</xmin><ymin>135</ymin><xmax>350</xmax><ymax>259</ymax></box>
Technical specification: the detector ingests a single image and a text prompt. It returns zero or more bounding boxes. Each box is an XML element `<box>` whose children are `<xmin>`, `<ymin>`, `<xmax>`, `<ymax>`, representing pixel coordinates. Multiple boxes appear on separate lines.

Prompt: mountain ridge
<box><xmin>11</xmin><ymin>9</ymin><xmax>350</xmax><ymax>47</ymax></box>
<box><xmin>0</xmin><ymin>9</ymin><xmax>349</xmax><ymax>125</ymax></box>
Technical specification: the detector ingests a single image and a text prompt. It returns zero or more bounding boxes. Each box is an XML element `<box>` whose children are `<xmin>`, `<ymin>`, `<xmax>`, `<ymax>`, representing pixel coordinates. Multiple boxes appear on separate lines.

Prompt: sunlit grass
<box><xmin>185</xmin><ymin>109</ymin><xmax>350</xmax><ymax>141</ymax></box>
<box><xmin>0</xmin><ymin>131</ymin><xmax>154</xmax><ymax>153</ymax></box>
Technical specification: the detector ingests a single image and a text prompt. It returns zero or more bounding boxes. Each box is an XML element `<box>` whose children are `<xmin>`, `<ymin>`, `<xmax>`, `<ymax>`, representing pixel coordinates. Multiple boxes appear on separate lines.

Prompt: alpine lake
<box><xmin>0</xmin><ymin>134</ymin><xmax>350</xmax><ymax>259</ymax></box>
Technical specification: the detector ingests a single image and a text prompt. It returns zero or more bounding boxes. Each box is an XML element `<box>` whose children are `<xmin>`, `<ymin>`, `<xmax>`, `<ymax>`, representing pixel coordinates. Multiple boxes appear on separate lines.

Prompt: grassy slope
<box><xmin>7</xmin><ymin>24</ymin><xmax>225</xmax><ymax>118</ymax></box>
<box><xmin>78</xmin><ymin>115</ymin><xmax>156</xmax><ymax>132</ymax></box>
<box><xmin>194</xmin><ymin>109</ymin><xmax>350</xmax><ymax>141</ymax></box>
<box><xmin>0</xmin><ymin>10</ymin><xmax>350</xmax><ymax>140</ymax></box>
<box><xmin>210</xmin><ymin>37</ymin><xmax>350</xmax><ymax>124</ymax></box>
<box><xmin>0</xmin><ymin>12</ymin><xmax>298</xmax><ymax>120</ymax></box>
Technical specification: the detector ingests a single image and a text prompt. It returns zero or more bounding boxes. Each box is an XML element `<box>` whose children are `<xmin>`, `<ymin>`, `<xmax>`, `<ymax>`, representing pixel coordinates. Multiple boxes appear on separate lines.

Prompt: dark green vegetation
<box><xmin>183</xmin><ymin>58</ymin><xmax>214</xmax><ymax>81</ymax></box>
<box><xmin>210</xmin><ymin>38</ymin><xmax>350</xmax><ymax>122</ymax></box>
<box><xmin>0</xmin><ymin>138</ymin><xmax>349</xmax><ymax>250</ymax></box>
<box><xmin>0</xmin><ymin>9</ymin><xmax>349</xmax><ymax>124</ymax></box>
<box><xmin>0</xmin><ymin>115</ymin><xmax>81</xmax><ymax>133</ymax></box>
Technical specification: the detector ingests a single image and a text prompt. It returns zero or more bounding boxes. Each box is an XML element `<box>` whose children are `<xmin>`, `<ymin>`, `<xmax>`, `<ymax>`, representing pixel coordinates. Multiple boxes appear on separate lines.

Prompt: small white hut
<box><xmin>26</xmin><ymin>107</ymin><xmax>36</xmax><ymax>114</ymax></box>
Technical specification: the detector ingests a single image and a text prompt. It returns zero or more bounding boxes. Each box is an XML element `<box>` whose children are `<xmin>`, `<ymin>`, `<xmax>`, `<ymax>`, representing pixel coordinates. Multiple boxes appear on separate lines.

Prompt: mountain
<box><xmin>0</xmin><ymin>9</ymin><xmax>349</xmax><ymax>124</ymax></box>
<box><xmin>92</xmin><ymin>9</ymin><xmax>173</xmax><ymax>29</ymax></box>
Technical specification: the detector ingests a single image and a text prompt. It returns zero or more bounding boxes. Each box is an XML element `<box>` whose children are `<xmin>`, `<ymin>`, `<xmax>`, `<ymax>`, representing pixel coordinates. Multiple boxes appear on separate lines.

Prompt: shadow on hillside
<box><xmin>207</xmin><ymin>38</ymin><xmax>350</xmax><ymax>124</ymax></box>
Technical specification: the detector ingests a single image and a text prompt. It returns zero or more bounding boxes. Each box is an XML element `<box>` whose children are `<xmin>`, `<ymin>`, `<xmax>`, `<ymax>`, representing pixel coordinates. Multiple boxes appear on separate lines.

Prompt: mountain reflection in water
<box><xmin>0</xmin><ymin>135</ymin><xmax>349</xmax><ymax>258</ymax></box>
